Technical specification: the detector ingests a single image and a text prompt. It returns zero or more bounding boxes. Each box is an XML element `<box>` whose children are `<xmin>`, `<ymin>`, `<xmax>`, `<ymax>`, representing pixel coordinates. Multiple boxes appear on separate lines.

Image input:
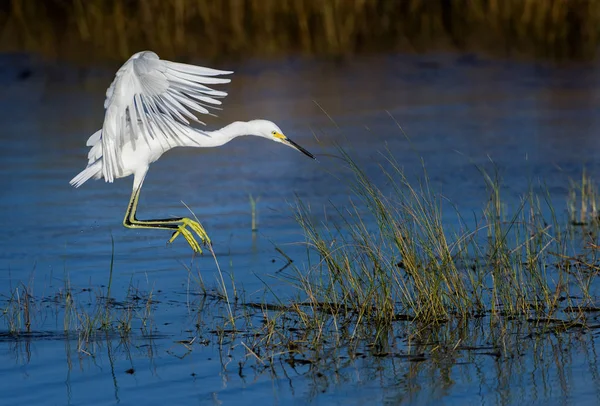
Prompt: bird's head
<box><xmin>248</xmin><ymin>119</ymin><xmax>315</xmax><ymax>159</ymax></box>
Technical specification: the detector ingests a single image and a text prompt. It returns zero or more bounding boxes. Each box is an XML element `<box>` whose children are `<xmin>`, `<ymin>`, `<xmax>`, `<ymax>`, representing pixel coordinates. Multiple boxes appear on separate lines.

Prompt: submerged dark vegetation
<box><xmin>2</xmin><ymin>148</ymin><xmax>600</xmax><ymax>381</ymax></box>
<box><xmin>3</xmin><ymin>0</ymin><xmax>600</xmax><ymax>62</ymax></box>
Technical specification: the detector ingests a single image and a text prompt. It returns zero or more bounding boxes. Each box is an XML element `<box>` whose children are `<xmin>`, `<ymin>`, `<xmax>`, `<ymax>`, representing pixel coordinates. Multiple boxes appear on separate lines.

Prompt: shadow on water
<box><xmin>2</xmin><ymin>51</ymin><xmax>600</xmax><ymax>404</ymax></box>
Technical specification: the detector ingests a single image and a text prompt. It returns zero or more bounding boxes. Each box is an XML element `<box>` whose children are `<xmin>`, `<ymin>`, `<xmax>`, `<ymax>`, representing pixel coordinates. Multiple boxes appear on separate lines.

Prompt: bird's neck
<box><xmin>186</xmin><ymin>121</ymin><xmax>253</xmax><ymax>148</ymax></box>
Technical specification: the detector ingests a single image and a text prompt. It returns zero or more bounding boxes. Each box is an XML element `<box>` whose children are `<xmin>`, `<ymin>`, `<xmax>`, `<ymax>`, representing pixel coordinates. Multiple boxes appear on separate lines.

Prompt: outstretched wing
<box><xmin>101</xmin><ymin>51</ymin><xmax>232</xmax><ymax>182</ymax></box>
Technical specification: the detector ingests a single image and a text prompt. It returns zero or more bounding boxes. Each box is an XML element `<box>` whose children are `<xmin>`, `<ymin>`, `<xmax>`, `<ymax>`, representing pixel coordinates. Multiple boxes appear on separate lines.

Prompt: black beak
<box><xmin>285</xmin><ymin>137</ymin><xmax>315</xmax><ymax>159</ymax></box>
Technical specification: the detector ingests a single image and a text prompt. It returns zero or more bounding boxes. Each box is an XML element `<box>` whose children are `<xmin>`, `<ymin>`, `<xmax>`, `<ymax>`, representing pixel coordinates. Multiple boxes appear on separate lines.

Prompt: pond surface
<box><xmin>2</xmin><ymin>52</ymin><xmax>600</xmax><ymax>405</ymax></box>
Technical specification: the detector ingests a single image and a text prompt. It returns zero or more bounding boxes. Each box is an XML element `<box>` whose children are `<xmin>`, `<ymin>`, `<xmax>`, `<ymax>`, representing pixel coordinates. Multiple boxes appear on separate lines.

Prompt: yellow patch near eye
<box><xmin>273</xmin><ymin>132</ymin><xmax>287</xmax><ymax>140</ymax></box>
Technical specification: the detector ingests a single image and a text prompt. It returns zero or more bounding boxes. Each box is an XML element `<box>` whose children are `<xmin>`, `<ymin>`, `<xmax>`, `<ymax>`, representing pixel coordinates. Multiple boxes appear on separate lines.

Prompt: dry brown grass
<box><xmin>1</xmin><ymin>0</ymin><xmax>600</xmax><ymax>62</ymax></box>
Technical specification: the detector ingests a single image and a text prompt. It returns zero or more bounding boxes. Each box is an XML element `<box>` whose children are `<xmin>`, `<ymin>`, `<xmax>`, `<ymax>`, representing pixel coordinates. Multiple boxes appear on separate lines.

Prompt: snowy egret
<box><xmin>70</xmin><ymin>51</ymin><xmax>315</xmax><ymax>253</ymax></box>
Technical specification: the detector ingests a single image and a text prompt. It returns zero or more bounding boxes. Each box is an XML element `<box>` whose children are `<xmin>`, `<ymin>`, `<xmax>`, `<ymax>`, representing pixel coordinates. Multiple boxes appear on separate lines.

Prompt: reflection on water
<box><xmin>2</xmin><ymin>296</ymin><xmax>600</xmax><ymax>405</ymax></box>
<box><xmin>2</xmin><ymin>52</ymin><xmax>600</xmax><ymax>404</ymax></box>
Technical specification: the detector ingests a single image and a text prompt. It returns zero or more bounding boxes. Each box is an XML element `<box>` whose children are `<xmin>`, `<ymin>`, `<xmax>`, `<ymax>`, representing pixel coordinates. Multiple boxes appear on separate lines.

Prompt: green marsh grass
<box><xmin>227</xmin><ymin>149</ymin><xmax>600</xmax><ymax>366</ymax></box>
<box><xmin>568</xmin><ymin>168</ymin><xmax>600</xmax><ymax>226</ymax></box>
<box><xmin>1</xmin><ymin>267</ymin><xmax>159</xmax><ymax>355</ymax></box>
<box><xmin>1</xmin><ymin>283</ymin><xmax>34</xmax><ymax>335</ymax></box>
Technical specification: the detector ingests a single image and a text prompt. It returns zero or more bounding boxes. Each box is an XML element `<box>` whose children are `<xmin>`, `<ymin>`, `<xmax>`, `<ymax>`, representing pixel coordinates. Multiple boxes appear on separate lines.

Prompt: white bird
<box><xmin>70</xmin><ymin>51</ymin><xmax>314</xmax><ymax>253</ymax></box>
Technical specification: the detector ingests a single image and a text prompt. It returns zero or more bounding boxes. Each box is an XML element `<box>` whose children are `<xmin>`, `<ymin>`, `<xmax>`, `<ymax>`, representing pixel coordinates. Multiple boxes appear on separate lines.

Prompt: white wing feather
<box><xmin>100</xmin><ymin>51</ymin><xmax>232</xmax><ymax>182</ymax></box>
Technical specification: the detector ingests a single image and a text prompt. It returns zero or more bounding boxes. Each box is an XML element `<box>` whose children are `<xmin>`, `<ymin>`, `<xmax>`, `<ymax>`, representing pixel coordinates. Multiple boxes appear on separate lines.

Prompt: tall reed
<box><xmin>2</xmin><ymin>0</ymin><xmax>600</xmax><ymax>62</ymax></box>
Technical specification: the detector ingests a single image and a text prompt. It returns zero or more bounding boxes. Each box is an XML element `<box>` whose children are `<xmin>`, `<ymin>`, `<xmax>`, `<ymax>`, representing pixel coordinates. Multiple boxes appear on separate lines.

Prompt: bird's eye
<box><xmin>271</xmin><ymin>131</ymin><xmax>276</xmax><ymax>135</ymax></box>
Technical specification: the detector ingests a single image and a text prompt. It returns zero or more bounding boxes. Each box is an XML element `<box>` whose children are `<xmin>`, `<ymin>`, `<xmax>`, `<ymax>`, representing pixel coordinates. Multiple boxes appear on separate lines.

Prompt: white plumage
<box><xmin>99</xmin><ymin>51</ymin><xmax>231</xmax><ymax>183</ymax></box>
<box><xmin>70</xmin><ymin>51</ymin><xmax>314</xmax><ymax>253</ymax></box>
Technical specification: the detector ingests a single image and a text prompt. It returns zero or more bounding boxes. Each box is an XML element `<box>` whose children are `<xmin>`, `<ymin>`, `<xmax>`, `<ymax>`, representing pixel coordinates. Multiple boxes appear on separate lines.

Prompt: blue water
<box><xmin>2</xmin><ymin>52</ymin><xmax>600</xmax><ymax>404</ymax></box>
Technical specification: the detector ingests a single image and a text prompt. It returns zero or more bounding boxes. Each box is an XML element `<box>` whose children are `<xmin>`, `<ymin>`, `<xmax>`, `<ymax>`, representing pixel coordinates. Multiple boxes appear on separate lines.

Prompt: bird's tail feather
<box><xmin>70</xmin><ymin>161</ymin><xmax>102</xmax><ymax>188</ymax></box>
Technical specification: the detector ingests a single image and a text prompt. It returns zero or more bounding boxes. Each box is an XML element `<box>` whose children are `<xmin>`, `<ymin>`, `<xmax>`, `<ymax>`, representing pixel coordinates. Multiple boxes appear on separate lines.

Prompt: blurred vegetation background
<box><xmin>1</xmin><ymin>0</ymin><xmax>599</xmax><ymax>62</ymax></box>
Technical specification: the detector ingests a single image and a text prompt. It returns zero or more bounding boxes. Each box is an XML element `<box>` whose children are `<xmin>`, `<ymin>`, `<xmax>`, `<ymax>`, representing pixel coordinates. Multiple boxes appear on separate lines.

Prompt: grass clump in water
<box><xmin>0</xmin><ymin>269</ymin><xmax>158</xmax><ymax>356</ymax></box>
<box><xmin>1</xmin><ymin>283</ymin><xmax>34</xmax><ymax>335</ymax></box>
<box><xmin>568</xmin><ymin>168</ymin><xmax>600</xmax><ymax>227</ymax></box>
<box><xmin>235</xmin><ymin>149</ymin><xmax>600</xmax><ymax>365</ymax></box>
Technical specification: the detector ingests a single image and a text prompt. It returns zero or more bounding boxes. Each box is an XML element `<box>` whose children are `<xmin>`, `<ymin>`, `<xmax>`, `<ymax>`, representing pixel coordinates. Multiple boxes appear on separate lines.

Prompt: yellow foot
<box><xmin>168</xmin><ymin>218</ymin><xmax>211</xmax><ymax>253</ymax></box>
